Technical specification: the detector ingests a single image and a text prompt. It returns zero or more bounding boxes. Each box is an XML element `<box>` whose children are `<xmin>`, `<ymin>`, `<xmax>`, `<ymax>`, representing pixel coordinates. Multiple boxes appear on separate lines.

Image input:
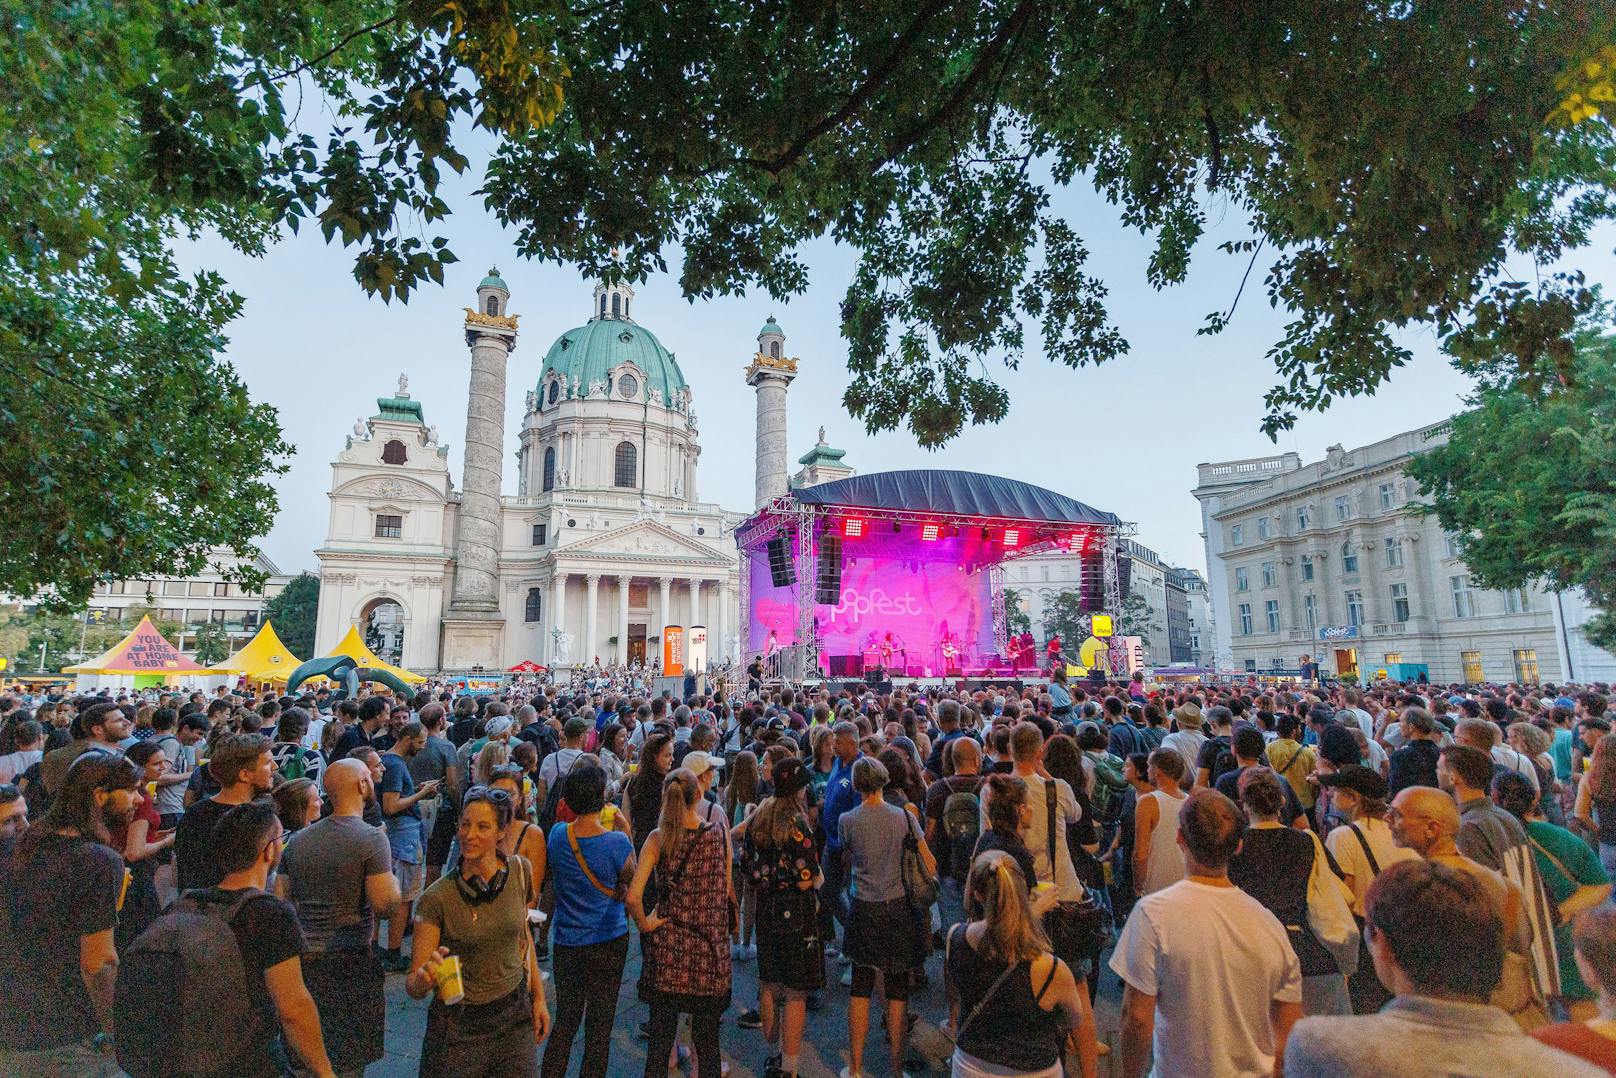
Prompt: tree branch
<box><xmin>270</xmin><ymin>13</ymin><xmax>407</xmax><ymax>82</ymax></box>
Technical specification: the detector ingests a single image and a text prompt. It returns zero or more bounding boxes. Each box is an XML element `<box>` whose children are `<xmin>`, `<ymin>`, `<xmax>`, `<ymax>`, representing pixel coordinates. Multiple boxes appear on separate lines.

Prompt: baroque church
<box><xmin>313</xmin><ymin>269</ymin><xmax>850</xmax><ymax>673</ymax></box>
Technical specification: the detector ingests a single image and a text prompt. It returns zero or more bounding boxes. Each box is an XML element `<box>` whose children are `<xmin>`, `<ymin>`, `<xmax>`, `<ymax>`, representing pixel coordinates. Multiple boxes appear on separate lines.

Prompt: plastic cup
<box><xmin>434</xmin><ymin>954</ymin><xmax>465</xmax><ymax>1005</ymax></box>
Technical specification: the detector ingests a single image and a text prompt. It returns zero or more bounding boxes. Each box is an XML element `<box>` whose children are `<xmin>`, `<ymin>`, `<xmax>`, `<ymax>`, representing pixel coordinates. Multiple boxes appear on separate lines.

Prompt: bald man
<box><xmin>1388</xmin><ymin>787</ymin><xmax>1532</xmax><ymax>958</ymax></box>
<box><xmin>924</xmin><ymin>735</ymin><xmax>986</xmax><ymax>933</ymax></box>
<box><xmin>277</xmin><ymin>759</ymin><xmax>401</xmax><ymax>1076</ymax></box>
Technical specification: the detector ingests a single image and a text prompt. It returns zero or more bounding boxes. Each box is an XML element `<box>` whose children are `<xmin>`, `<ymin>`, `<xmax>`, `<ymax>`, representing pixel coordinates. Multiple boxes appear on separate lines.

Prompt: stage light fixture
<box><xmin>1002</xmin><ymin>527</ymin><xmax>1021</xmax><ymax>548</ymax></box>
<box><xmin>980</xmin><ymin>527</ymin><xmax>991</xmax><ymax>541</ymax></box>
<box><xmin>920</xmin><ymin>522</ymin><xmax>941</xmax><ymax>542</ymax></box>
<box><xmin>842</xmin><ymin>517</ymin><xmax>866</xmax><ymax>539</ymax></box>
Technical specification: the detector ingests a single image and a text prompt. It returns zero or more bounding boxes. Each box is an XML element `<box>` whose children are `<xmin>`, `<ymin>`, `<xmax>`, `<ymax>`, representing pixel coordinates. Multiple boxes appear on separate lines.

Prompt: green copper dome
<box><xmin>757</xmin><ymin>315</ymin><xmax>784</xmax><ymax>338</ymax></box>
<box><xmin>538</xmin><ymin>317</ymin><xmax>687</xmax><ymax>405</ymax></box>
<box><xmin>479</xmin><ymin>267</ymin><xmax>509</xmax><ymax>290</ymax></box>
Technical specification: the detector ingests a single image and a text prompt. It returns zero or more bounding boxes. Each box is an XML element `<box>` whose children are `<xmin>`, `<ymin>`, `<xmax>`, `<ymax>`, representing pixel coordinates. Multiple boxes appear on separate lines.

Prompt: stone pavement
<box><xmin>369</xmin><ymin>935</ymin><xmax>1124</xmax><ymax>1077</ymax></box>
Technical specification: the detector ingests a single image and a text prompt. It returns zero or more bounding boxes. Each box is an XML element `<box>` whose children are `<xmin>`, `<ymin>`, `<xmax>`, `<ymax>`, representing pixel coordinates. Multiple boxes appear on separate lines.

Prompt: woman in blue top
<box><xmin>541</xmin><ymin>763</ymin><xmax>636</xmax><ymax>1078</ymax></box>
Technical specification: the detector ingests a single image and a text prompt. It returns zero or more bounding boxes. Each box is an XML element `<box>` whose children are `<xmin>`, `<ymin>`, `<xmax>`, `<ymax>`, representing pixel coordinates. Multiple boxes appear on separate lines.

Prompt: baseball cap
<box><xmin>682</xmin><ymin>750</ymin><xmax>725</xmax><ymax>777</ymax></box>
<box><xmin>563</xmin><ymin>716</ymin><xmax>591</xmax><ymax>738</ymax></box>
<box><xmin>1317</xmin><ymin>764</ymin><xmax>1388</xmax><ymax>800</ymax></box>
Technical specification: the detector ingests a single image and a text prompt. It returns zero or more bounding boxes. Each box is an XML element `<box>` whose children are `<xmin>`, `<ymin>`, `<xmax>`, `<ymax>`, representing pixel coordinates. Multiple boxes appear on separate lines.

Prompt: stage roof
<box><xmin>791</xmin><ymin>470</ymin><xmax>1121</xmax><ymax>526</ymax></box>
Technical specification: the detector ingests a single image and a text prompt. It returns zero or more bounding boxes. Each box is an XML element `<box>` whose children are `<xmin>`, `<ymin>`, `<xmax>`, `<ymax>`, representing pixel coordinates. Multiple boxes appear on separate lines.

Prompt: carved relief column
<box><xmin>548</xmin><ymin>571</ymin><xmax>567</xmax><ymax>664</ymax></box>
<box><xmin>616</xmin><ymin>575</ymin><xmax>631</xmax><ymax>665</ymax></box>
<box><xmin>585</xmin><ymin>574</ymin><xmax>601</xmax><ymax>664</ymax></box>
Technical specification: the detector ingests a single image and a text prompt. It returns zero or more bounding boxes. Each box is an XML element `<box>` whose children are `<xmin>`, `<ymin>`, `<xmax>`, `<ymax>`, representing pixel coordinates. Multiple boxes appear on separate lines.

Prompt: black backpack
<box><xmin>1207</xmin><ymin>736</ymin><xmax>1240</xmax><ymax>787</ymax></box>
<box><xmin>537</xmin><ymin>751</ymin><xmax>587</xmax><ymax>832</ymax></box>
<box><xmin>114</xmin><ymin>889</ymin><xmax>266</xmax><ymax>1078</ymax></box>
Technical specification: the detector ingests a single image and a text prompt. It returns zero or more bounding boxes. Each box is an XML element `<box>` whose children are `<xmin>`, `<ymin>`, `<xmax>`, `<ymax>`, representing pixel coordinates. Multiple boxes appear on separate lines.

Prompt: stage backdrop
<box><xmin>746</xmin><ymin>531</ymin><xmax>995</xmax><ymax>671</ymax></box>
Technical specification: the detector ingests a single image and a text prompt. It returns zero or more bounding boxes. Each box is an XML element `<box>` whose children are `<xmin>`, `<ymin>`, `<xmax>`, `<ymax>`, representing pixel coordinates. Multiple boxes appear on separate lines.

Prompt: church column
<box><xmin>715</xmin><ymin>581</ymin><xmax>729</xmax><ymax>663</ymax></box>
<box><xmin>449</xmin><ymin>276</ymin><xmax>517</xmax><ymax>615</ymax></box>
<box><xmin>616</xmin><ymin>575</ymin><xmax>631</xmax><ymax>665</ymax></box>
<box><xmin>688</xmin><ymin>578</ymin><xmax>703</xmax><ymax>627</ymax></box>
<box><xmin>658</xmin><ymin>577</ymin><xmax>673</xmax><ymax>638</ymax></box>
<box><xmin>548</xmin><ymin>571</ymin><xmax>567</xmax><ymax>664</ymax></box>
<box><xmin>585</xmin><ymin>574</ymin><xmax>601</xmax><ymax>664</ymax></box>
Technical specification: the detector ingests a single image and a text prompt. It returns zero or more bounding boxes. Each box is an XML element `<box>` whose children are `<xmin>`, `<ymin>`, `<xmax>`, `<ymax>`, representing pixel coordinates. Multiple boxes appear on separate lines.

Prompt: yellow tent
<box><xmin>328</xmin><ymin>624</ymin><xmax>426</xmax><ymax>684</ymax></box>
<box><xmin>210</xmin><ymin>620</ymin><xmax>303</xmax><ymax>682</ymax></box>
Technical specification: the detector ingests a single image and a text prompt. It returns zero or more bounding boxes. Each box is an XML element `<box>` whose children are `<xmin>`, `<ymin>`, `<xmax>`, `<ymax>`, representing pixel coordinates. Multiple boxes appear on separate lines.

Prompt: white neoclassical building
<box><xmin>313</xmin><ymin>270</ymin><xmax>796</xmax><ymax>673</ymax></box>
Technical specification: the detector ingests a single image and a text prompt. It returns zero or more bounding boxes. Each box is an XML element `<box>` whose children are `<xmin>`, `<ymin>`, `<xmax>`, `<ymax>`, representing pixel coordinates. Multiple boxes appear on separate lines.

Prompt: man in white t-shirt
<box><xmin>1111</xmin><ymin>788</ymin><xmax>1303</xmax><ymax>1078</ymax></box>
<box><xmin>981</xmin><ymin>722</ymin><xmax>1084</xmax><ymax>900</ymax></box>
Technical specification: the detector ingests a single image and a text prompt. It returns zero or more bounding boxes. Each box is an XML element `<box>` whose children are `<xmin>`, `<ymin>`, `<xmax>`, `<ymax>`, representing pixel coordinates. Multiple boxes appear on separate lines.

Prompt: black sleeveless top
<box><xmin>1227</xmin><ymin>826</ymin><xmax>1336</xmax><ymax>976</ymax></box>
<box><xmin>946</xmin><ymin>924</ymin><xmax>1065</xmax><ymax>1070</ymax></box>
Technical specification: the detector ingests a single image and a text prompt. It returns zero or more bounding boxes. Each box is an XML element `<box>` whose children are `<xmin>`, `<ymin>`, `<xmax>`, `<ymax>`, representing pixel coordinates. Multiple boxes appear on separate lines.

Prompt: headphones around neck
<box><xmin>452</xmin><ymin>851</ymin><xmax>510</xmax><ymax>905</ymax></box>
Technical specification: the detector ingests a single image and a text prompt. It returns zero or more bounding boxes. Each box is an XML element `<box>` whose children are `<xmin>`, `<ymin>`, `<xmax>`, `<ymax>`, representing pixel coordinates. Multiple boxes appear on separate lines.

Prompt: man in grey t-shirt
<box><xmin>275</xmin><ymin>759</ymin><xmax>399</xmax><ymax>1075</ymax></box>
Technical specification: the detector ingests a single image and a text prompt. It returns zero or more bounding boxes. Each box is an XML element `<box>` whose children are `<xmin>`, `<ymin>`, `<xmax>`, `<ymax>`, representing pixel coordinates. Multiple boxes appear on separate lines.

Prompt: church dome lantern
<box><xmin>477</xmin><ymin>267</ymin><xmax>510</xmax><ymax>318</ymax></box>
<box><xmin>538</xmin><ymin>276</ymin><xmax>688</xmax><ymax>408</ymax></box>
<box><xmin>758</xmin><ymin>314</ymin><xmax>786</xmax><ymax>360</ymax></box>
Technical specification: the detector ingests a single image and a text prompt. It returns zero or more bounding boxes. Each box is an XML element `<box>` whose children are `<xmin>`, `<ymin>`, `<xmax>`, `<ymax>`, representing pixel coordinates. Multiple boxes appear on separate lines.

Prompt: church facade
<box><xmin>313</xmin><ymin>271</ymin><xmax>784</xmax><ymax>673</ymax></box>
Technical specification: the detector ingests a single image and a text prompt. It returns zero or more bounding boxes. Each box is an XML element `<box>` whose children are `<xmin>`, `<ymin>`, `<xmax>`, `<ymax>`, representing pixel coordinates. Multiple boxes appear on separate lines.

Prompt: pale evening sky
<box><xmin>179</xmin><ymin>149</ymin><xmax>1616</xmax><ymax>579</ymax></box>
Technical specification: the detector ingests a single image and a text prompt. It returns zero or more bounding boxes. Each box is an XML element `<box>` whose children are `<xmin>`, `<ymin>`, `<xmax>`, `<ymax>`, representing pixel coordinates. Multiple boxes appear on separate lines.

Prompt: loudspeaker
<box><xmin>1115</xmin><ymin>540</ymin><xmax>1132</xmax><ymax>598</ymax></box>
<box><xmin>815</xmin><ymin>533</ymin><xmax>843</xmax><ymax>604</ymax></box>
<box><xmin>828</xmin><ymin>653</ymin><xmax>863</xmax><ymax>677</ymax></box>
<box><xmin>1079</xmin><ymin>549</ymin><xmax>1105</xmax><ymax>612</ymax></box>
<box><xmin>767</xmin><ymin>536</ymin><xmax>796</xmax><ymax>587</ymax></box>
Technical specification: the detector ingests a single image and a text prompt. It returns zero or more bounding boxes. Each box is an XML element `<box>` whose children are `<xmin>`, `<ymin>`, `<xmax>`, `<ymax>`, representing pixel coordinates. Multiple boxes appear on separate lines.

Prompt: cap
<box><xmin>771</xmin><ymin>756</ymin><xmax>811</xmax><ymax>798</ymax></box>
<box><xmin>563</xmin><ymin>716</ymin><xmax>591</xmax><ymax>738</ymax></box>
<box><xmin>485</xmin><ymin>716</ymin><xmax>514</xmax><ymax>737</ymax></box>
<box><xmin>1317</xmin><ymin>764</ymin><xmax>1388</xmax><ymax>800</ymax></box>
<box><xmin>682</xmin><ymin>750</ymin><xmax>725</xmax><ymax>777</ymax></box>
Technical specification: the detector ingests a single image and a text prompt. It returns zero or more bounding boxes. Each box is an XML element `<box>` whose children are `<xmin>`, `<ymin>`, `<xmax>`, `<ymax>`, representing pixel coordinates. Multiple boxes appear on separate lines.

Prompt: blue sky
<box><xmin>181</xmin><ymin>152</ymin><xmax>1615</xmax><ymax>578</ymax></box>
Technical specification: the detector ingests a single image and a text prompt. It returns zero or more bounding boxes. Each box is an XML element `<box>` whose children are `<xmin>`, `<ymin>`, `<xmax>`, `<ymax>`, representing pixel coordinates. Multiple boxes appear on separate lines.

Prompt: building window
<box><xmin>1265</xmin><ymin>600</ymin><xmax>1280</xmax><ymax>633</ymax></box>
<box><xmin>1235</xmin><ymin>567</ymin><xmax>1249</xmax><ymax>592</ymax></box>
<box><xmin>1303</xmin><ymin>594</ymin><xmax>1318</xmax><ymax>630</ymax></box>
<box><xmin>1461</xmin><ymin>650</ymin><xmax>1484</xmax><ymax>683</ymax></box>
<box><xmin>1300</xmin><ymin>555</ymin><xmax>1314</xmax><ymax>581</ymax></box>
<box><xmin>374</xmin><ymin>513</ymin><xmax>403</xmax><ymax>539</ymax></box>
<box><xmin>1391</xmin><ymin>582</ymin><xmax>1410</xmax><ymax>622</ymax></box>
<box><xmin>613</xmin><ymin>441</ymin><xmax>637</xmax><ymax>487</ymax></box>
<box><xmin>1238</xmin><ymin>603</ymin><xmax>1253</xmax><ymax>635</ymax></box>
<box><xmin>1502</xmin><ymin>588</ymin><xmax>1531</xmax><ymax>614</ymax></box>
<box><xmin>618</xmin><ymin>372</ymin><xmax>639</xmax><ymax>399</ymax></box>
<box><xmin>1261</xmin><ymin>562</ymin><xmax>1277</xmax><ymax>588</ymax></box>
<box><xmin>1451</xmin><ymin>575</ymin><xmax>1476</xmax><ymax>618</ymax></box>
<box><xmin>531</xmin><ymin>523</ymin><xmax>547</xmax><ymax>546</ymax></box>
<box><xmin>1244</xmin><ymin>658</ymin><xmax>1257</xmax><ymax>672</ymax></box>
<box><xmin>770</xmin><ymin>341</ymin><xmax>781</xmax><ymax>359</ymax></box>
<box><xmin>382</xmin><ymin>439</ymin><xmax>408</xmax><ymax>465</ymax></box>
<box><xmin>547</xmin><ymin>380</ymin><xmax>560</xmax><ymax>406</ymax></box>
<box><xmin>600</xmin><ymin>294</ymin><xmax>607</xmax><ymax>317</ymax></box>
<box><xmin>1231</xmin><ymin>524</ymin><xmax>1244</xmax><ymax>546</ymax></box>
<box><xmin>1379</xmin><ymin>482</ymin><xmax>1397</xmax><ymax>509</ymax></box>
<box><xmin>1041</xmin><ymin>565</ymin><xmax>1050</xmax><ymax>582</ymax></box>
<box><xmin>486</xmin><ymin>295</ymin><xmax>499</xmax><ymax>316</ymax></box>
<box><xmin>1257</xmin><ymin>516</ymin><xmax>1271</xmax><ymax>540</ymax></box>
<box><xmin>611</xmin><ymin>293</ymin><xmax>621</xmax><ymax>318</ymax></box>
<box><xmin>1513</xmin><ymin>648</ymin><xmax>1539</xmax><ymax>683</ymax></box>
<box><xmin>1296</xmin><ymin>505</ymin><xmax>1312</xmax><ymax>530</ymax></box>
<box><xmin>524</xmin><ymin>588</ymin><xmax>542</xmax><ymax>623</ymax></box>
<box><xmin>542</xmin><ymin>446</ymin><xmax>556</xmax><ymax>492</ymax></box>
<box><xmin>1335</xmin><ymin>495</ymin><xmax>1350</xmax><ymax>521</ymax></box>
<box><xmin>1443</xmin><ymin>531</ymin><xmax>1461</xmax><ymax>559</ymax></box>
<box><xmin>1384</xmin><ymin>537</ymin><xmax>1403</xmax><ymax>568</ymax></box>
<box><xmin>1345</xmin><ymin>590</ymin><xmax>1364</xmax><ymax>627</ymax></box>
<box><xmin>1341</xmin><ymin>542</ymin><xmax>1359</xmax><ymax>574</ymax></box>
<box><xmin>1384</xmin><ymin>652</ymin><xmax>1403</xmax><ymax>664</ymax></box>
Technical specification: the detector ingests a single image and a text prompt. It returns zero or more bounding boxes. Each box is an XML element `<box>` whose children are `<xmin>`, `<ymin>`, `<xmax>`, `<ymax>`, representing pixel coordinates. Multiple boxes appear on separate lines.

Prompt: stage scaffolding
<box><xmin>736</xmin><ymin>489</ymin><xmax>1129</xmax><ymax>679</ymax></box>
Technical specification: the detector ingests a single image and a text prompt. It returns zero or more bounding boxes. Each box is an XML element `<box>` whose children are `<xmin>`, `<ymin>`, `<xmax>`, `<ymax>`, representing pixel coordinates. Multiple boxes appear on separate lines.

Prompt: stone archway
<box><xmin>358</xmin><ymin>597</ymin><xmax>407</xmax><ymax>666</ymax></box>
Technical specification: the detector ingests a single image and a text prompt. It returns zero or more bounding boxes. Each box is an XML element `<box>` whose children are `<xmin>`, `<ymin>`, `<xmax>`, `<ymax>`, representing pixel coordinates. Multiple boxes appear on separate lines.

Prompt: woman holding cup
<box><xmin>407</xmin><ymin>785</ymin><xmax>550</xmax><ymax>1077</ymax></box>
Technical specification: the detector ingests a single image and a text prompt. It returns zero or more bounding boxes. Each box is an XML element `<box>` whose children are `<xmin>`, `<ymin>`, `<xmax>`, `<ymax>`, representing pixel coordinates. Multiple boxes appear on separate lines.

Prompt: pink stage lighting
<box><xmin>920</xmin><ymin>522</ymin><xmax>941</xmax><ymax>542</ymax></box>
<box><xmin>1002</xmin><ymin>527</ymin><xmax>1021</xmax><ymax>548</ymax></box>
<box><xmin>842</xmin><ymin>517</ymin><xmax>866</xmax><ymax>539</ymax></box>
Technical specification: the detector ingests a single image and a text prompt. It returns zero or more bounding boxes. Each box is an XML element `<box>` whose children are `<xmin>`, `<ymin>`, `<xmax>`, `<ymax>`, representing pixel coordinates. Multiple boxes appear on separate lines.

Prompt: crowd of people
<box><xmin>0</xmin><ymin>668</ymin><xmax>1614</xmax><ymax>1077</ymax></box>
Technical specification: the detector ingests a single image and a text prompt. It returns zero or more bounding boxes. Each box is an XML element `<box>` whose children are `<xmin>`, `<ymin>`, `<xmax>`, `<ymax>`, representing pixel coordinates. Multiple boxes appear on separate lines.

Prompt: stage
<box><xmin>736</xmin><ymin>470</ymin><xmax>1127</xmax><ymax>680</ymax></box>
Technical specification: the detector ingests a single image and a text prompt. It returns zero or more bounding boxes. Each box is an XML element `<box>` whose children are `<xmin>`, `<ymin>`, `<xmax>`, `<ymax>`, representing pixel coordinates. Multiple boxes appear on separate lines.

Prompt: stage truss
<box><xmin>736</xmin><ymin>493</ymin><xmax>1131</xmax><ymax>678</ymax></box>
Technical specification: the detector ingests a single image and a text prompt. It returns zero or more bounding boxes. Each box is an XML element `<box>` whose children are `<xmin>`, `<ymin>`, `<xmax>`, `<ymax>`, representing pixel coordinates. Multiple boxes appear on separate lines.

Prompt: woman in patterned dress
<box><xmin>736</xmin><ymin>757</ymin><xmax>824</xmax><ymax>1078</ymax></box>
<box><xmin>626</xmin><ymin>768</ymin><xmax>733</xmax><ymax>1078</ymax></box>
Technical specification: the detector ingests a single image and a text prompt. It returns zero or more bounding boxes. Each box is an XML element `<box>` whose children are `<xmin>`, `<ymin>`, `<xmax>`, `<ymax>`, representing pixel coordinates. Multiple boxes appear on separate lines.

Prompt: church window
<box><xmin>614</xmin><ymin>441</ymin><xmax>637</xmax><ymax>488</ymax></box>
<box><xmin>374</xmin><ymin>514</ymin><xmax>403</xmax><ymax>539</ymax></box>
<box><xmin>624</xmin><ymin>299</ymin><xmax>630</xmax><ymax>318</ymax></box>
<box><xmin>542</xmin><ymin>446</ymin><xmax>556</xmax><ymax>492</ymax></box>
<box><xmin>618</xmin><ymin>373</ymin><xmax>639</xmax><ymax>399</ymax></box>
<box><xmin>770</xmin><ymin>341</ymin><xmax>780</xmax><ymax>359</ymax></box>
<box><xmin>547</xmin><ymin>380</ymin><xmax>559</xmax><ymax>405</ymax></box>
<box><xmin>531</xmin><ymin>523</ymin><xmax>547</xmax><ymax>546</ymax></box>
<box><xmin>525</xmin><ymin>588</ymin><xmax>542</xmax><ymax>622</ymax></box>
<box><xmin>381</xmin><ymin>439</ymin><xmax>407</xmax><ymax>465</ymax></box>
<box><xmin>600</xmin><ymin>294</ymin><xmax>607</xmax><ymax>317</ymax></box>
<box><xmin>485</xmin><ymin>296</ymin><xmax>499</xmax><ymax>316</ymax></box>
<box><xmin>611</xmin><ymin>293</ymin><xmax>621</xmax><ymax>318</ymax></box>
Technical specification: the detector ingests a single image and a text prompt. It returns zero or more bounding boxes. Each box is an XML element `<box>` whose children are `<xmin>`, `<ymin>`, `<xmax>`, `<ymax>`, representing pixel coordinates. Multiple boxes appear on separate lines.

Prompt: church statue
<box><xmin>397</xmin><ymin>373</ymin><xmax>409</xmax><ymax>396</ymax></box>
<box><xmin>353</xmin><ymin>419</ymin><xmax>366</xmax><ymax>438</ymax></box>
<box><xmin>818</xmin><ymin>425</ymin><xmax>827</xmax><ymax>443</ymax></box>
<box><xmin>525</xmin><ymin>389</ymin><xmax>537</xmax><ymax>413</ymax></box>
<box><xmin>426</xmin><ymin>424</ymin><xmax>439</xmax><ymax>445</ymax></box>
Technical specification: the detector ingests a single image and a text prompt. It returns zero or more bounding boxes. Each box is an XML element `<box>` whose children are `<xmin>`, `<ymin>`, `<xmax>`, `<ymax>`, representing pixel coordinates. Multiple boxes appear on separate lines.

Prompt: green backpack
<box><xmin>1086</xmin><ymin>751</ymin><xmax>1129</xmax><ymax>824</ymax></box>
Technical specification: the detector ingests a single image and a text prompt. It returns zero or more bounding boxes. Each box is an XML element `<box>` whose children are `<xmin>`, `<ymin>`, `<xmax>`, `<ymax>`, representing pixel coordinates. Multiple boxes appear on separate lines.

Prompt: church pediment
<box><xmin>562</xmin><ymin>520</ymin><xmax>730</xmax><ymax>563</ymax></box>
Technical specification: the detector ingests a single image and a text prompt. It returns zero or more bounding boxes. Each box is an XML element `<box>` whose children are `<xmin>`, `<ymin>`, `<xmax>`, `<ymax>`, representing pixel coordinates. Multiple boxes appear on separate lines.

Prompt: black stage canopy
<box><xmin>790</xmin><ymin>469</ymin><xmax>1121</xmax><ymax>526</ymax></box>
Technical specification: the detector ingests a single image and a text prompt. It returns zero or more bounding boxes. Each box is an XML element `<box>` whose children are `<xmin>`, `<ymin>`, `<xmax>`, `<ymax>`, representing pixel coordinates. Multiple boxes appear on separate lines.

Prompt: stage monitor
<box><xmin>767</xmin><ymin>536</ymin><xmax>796</xmax><ymax>587</ymax></box>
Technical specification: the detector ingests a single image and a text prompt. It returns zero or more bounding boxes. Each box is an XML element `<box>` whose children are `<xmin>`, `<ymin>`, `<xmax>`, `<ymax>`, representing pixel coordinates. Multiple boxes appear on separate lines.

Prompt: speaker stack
<box><xmin>815</xmin><ymin>533</ymin><xmax>843</xmax><ymax>604</ymax></box>
<box><xmin>767</xmin><ymin>536</ymin><xmax>796</xmax><ymax>587</ymax></box>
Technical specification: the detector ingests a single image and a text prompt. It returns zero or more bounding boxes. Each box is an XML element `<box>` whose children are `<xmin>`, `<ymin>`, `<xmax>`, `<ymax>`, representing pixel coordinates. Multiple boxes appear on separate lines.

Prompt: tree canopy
<box><xmin>7</xmin><ymin>1</ymin><xmax>1616</xmax><ymax>601</ymax></box>
<box><xmin>1407</xmin><ymin>328</ymin><xmax>1616</xmax><ymax>651</ymax></box>
<box><xmin>265</xmin><ymin>573</ymin><xmax>321</xmax><ymax>659</ymax></box>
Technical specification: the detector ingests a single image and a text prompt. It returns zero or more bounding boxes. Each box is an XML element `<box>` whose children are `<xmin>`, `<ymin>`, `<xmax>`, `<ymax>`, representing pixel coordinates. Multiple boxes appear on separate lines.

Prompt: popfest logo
<box><xmin>830</xmin><ymin>587</ymin><xmax>923</xmax><ymax>624</ymax></box>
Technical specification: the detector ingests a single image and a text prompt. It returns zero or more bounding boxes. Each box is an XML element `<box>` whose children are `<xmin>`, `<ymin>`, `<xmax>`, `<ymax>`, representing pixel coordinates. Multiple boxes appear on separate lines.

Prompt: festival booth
<box><xmin>736</xmin><ymin>470</ymin><xmax>1127</xmax><ymax>683</ymax></box>
<box><xmin>324</xmin><ymin>625</ymin><xmax>427</xmax><ymax>684</ymax></box>
<box><xmin>62</xmin><ymin>615</ymin><xmax>216</xmax><ymax>692</ymax></box>
<box><xmin>206</xmin><ymin>620</ymin><xmax>304</xmax><ymax>691</ymax></box>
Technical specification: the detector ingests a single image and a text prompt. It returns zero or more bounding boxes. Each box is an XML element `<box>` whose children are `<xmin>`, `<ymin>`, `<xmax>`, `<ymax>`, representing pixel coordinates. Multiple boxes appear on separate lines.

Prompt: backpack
<box><xmin>941</xmin><ymin>781</ymin><xmax>983</xmax><ymax>882</ymax></box>
<box><xmin>114</xmin><ymin>888</ymin><xmax>265</xmax><ymax>1078</ymax></box>
<box><xmin>538</xmin><ymin>751</ymin><xmax>586</xmax><ymax>832</ymax></box>
<box><xmin>1206</xmin><ymin>736</ymin><xmax>1240</xmax><ymax>788</ymax></box>
<box><xmin>1086</xmin><ymin>751</ymin><xmax>1129</xmax><ymax>824</ymax></box>
<box><xmin>277</xmin><ymin>746</ymin><xmax>308</xmax><ymax>783</ymax></box>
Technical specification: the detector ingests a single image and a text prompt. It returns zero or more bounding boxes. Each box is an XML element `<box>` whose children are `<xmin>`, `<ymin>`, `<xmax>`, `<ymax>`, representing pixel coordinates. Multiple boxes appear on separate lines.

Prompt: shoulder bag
<box><xmin>901</xmin><ymin>808</ymin><xmax>940</xmax><ymax>913</ymax></box>
<box><xmin>1042</xmin><ymin>778</ymin><xmax>1109</xmax><ymax>967</ymax></box>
